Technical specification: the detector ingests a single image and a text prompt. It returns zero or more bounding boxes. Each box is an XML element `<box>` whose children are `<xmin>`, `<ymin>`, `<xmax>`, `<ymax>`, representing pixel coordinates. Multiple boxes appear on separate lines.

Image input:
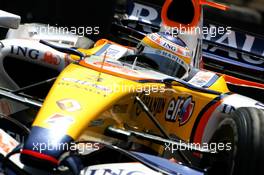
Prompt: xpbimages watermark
<box><xmin>111</xmin><ymin>83</ymin><xmax>165</xmax><ymax>95</ymax></box>
<box><xmin>37</xmin><ymin>24</ymin><xmax>100</xmax><ymax>36</ymax></box>
<box><xmin>32</xmin><ymin>141</ymin><xmax>100</xmax><ymax>154</ymax></box>
<box><xmin>60</xmin><ymin>77</ymin><xmax>166</xmax><ymax>96</ymax></box>
<box><xmin>163</xmin><ymin>25</ymin><xmax>232</xmax><ymax>38</ymax></box>
<box><xmin>164</xmin><ymin>141</ymin><xmax>232</xmax><ymax>154</ymax></box>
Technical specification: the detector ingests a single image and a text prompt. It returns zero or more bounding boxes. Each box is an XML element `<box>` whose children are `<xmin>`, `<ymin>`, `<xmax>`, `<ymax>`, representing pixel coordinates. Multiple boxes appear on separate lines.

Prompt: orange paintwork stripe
<box><xmin>193</xmin><ymin>100</ymin><xmax>222</xmax><ymax>143</ymax></box>
<box><xmin>200</xmin><ymin>0</ymin><xmax>229</xmax><ymax>11</ymax></box>
<box><xmin>223</xmin><ymin>74</ymin><xmax>264</xmax><ymax>90</ymax></box>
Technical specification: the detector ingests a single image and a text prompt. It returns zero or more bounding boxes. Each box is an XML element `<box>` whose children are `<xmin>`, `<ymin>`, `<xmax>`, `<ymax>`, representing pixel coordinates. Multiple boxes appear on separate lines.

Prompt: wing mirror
<box><xmin>0</xmin><ymin>10</ymin><xmax>21</xmax><ymax>29</ymax></box>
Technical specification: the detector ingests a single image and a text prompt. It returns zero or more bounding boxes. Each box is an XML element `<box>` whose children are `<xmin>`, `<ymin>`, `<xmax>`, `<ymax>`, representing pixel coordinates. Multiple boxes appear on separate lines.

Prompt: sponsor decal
<box><xmin>81</xmin><ymin>163</ymin><xmax>161</xmax><ymax>175</ymax></box>
<box><xmin>60</xmin><ymin>77</ymin><xmax>112</xmax><ymax>94</ymax></box>
<box><xmin>155</xmin><ymin>49</ymin><xmax>189</xmax><ymax>70</ymax></box>
<box><xmin>43</xmin><ymin>51</ymin><xmax>61</xmax><ymax>65</ymax></box>
<box><xmin>46</xmin><ymin>114</ymin><xmax>74</xmax><ymax>126</ymax></box>
<box><xmin>56</xmin><ymin>99</ymin><xmax>81</xmax><ymax>112</ymax></box>
<box><xmin>188</xmin><ymin>71</ymin><xmax>217</xmax><ymax>87</ymax></box>
<box><xmin>148</xmin><ymin>33</ymin><xmax>191</xmax><ymax>58</ymax></box>
<box><xmin>0</xmin><ymin>129</ymin><xmax>18</xmax><ymax>156</ymax></box>
<box><xmin>142</xmin><ymin>47</ymin><xmax>189</xmax><ymax>71</ymax></box>
<box><xmin>95</xmin><ymin>44</ymin><xmax>132</xmax><ymax>59</ymax></box>
<box><xmin>10</xmin><ymin>45</ymin><xmax>39</xmax><ymax>59</ymax></box>
<box><xmin>104</xmin><ymin>47</ymin><xmax>120</xmax><ymax>57</ymax></box>
<box><xmin>165</xmin><ymin>96</ymin><xmax>194</xmax><ymax>126</ymax></box>
<box><xmin>135</xmin><ymin>93</ymin><xmax>166</xmax><ymax>116</ymax></box>
<box><xmin>82</xmin><ymin>169</ymin><xmax>144</xmax><ymax>175</ymax></box>
<box><xmin>128</xmin><ymin>3</ymin><xmax>160</xmax><ymax>25</ymax></box>
<box><xmin>93</xmin><ymin>62</ymin><xmax>138</xmax><ymax>74</ymax></box>
<box><xmin>203</xmin><ymin>24</ymin><xmax>264</xmax><ymax>66</ymax></box>
<box><xmin>221</xmin><ymin>104</ymin><xmax>235</xmax><ymax>114</ymax></box>
<box><xmin>150</xmin><ymin>33</ymin><xmax>162</xmax><ymax>45</ymax></box>
<box><xmin>5</xmin><ymin>130</ymin><xmax>24</xmax><ymax>143</ymax></box>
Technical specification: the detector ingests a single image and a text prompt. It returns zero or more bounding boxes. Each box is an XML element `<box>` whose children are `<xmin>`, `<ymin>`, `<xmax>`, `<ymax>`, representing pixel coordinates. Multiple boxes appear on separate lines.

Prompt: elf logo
<box><xmin>165</xmin><ymin>96</ymin><xmax>195</xmax><ymax>126</ymax></box>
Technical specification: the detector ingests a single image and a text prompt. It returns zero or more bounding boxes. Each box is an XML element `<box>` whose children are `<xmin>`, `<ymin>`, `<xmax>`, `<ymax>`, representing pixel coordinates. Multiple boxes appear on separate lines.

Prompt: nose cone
<box><xmin>20</xmin><ymin>126</ymin><xmax>73</xmax><ymax>169</ymax></box>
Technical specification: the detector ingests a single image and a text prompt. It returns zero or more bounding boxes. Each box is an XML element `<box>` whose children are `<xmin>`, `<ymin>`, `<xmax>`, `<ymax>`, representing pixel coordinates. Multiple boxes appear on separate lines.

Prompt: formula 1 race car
<box><xmin>0</xmin><ymin>0</ymin><xmax>263</xmax><ymax>175</ymax></box>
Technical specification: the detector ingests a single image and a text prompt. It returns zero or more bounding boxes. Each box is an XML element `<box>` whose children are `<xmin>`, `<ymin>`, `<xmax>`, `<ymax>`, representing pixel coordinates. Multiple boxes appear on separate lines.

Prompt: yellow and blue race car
<box><xmin>0</xmin><ymin>1</ymin><xmax>263</xmax><ymax>175</ymax></box>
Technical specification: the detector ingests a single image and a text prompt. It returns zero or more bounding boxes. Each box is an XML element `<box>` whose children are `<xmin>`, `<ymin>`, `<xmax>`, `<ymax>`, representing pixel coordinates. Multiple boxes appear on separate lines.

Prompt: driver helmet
<box><xmin>137</xmin><ymin>32</ymin><xmax>192</xmax><ymax>78</ymax></box>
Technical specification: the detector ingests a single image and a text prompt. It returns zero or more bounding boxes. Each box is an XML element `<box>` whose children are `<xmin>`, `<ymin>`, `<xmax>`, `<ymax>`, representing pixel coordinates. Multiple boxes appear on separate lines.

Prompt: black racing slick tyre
<box><xmin>204</xmin><ymin>107</ymin><xmax>264</xmax><ymax>175</ymax></box>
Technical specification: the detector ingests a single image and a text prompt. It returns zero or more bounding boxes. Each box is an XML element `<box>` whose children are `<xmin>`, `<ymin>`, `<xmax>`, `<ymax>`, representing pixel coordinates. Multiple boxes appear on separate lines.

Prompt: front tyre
<box><xmin>204</xmin><ymin>107</ymin><xmax>264</xmax><ymax>175</ymax></box>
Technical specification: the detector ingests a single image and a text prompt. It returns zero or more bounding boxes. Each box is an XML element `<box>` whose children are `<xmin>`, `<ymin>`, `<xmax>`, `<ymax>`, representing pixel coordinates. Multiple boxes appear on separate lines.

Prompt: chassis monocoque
<box><xmin>0</xmin><ymin>1</ymin><xmax>264</xmax><ymax>175</ymax></box>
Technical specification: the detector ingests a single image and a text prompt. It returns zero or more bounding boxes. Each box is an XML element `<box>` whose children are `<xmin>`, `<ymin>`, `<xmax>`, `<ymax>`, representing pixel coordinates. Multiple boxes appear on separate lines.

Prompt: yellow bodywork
<box><xmin>32</xmin><ymin>46</ymin><xmax>230</xmax><ymax>154</ymax></box>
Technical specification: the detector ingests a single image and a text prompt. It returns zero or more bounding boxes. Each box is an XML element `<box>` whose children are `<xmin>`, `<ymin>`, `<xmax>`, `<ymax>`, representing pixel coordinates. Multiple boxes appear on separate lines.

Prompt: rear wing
<box><xmin>202</xmin><ymin>22</ymin><xmax>264</xmax><ymax>83</ymax></box>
